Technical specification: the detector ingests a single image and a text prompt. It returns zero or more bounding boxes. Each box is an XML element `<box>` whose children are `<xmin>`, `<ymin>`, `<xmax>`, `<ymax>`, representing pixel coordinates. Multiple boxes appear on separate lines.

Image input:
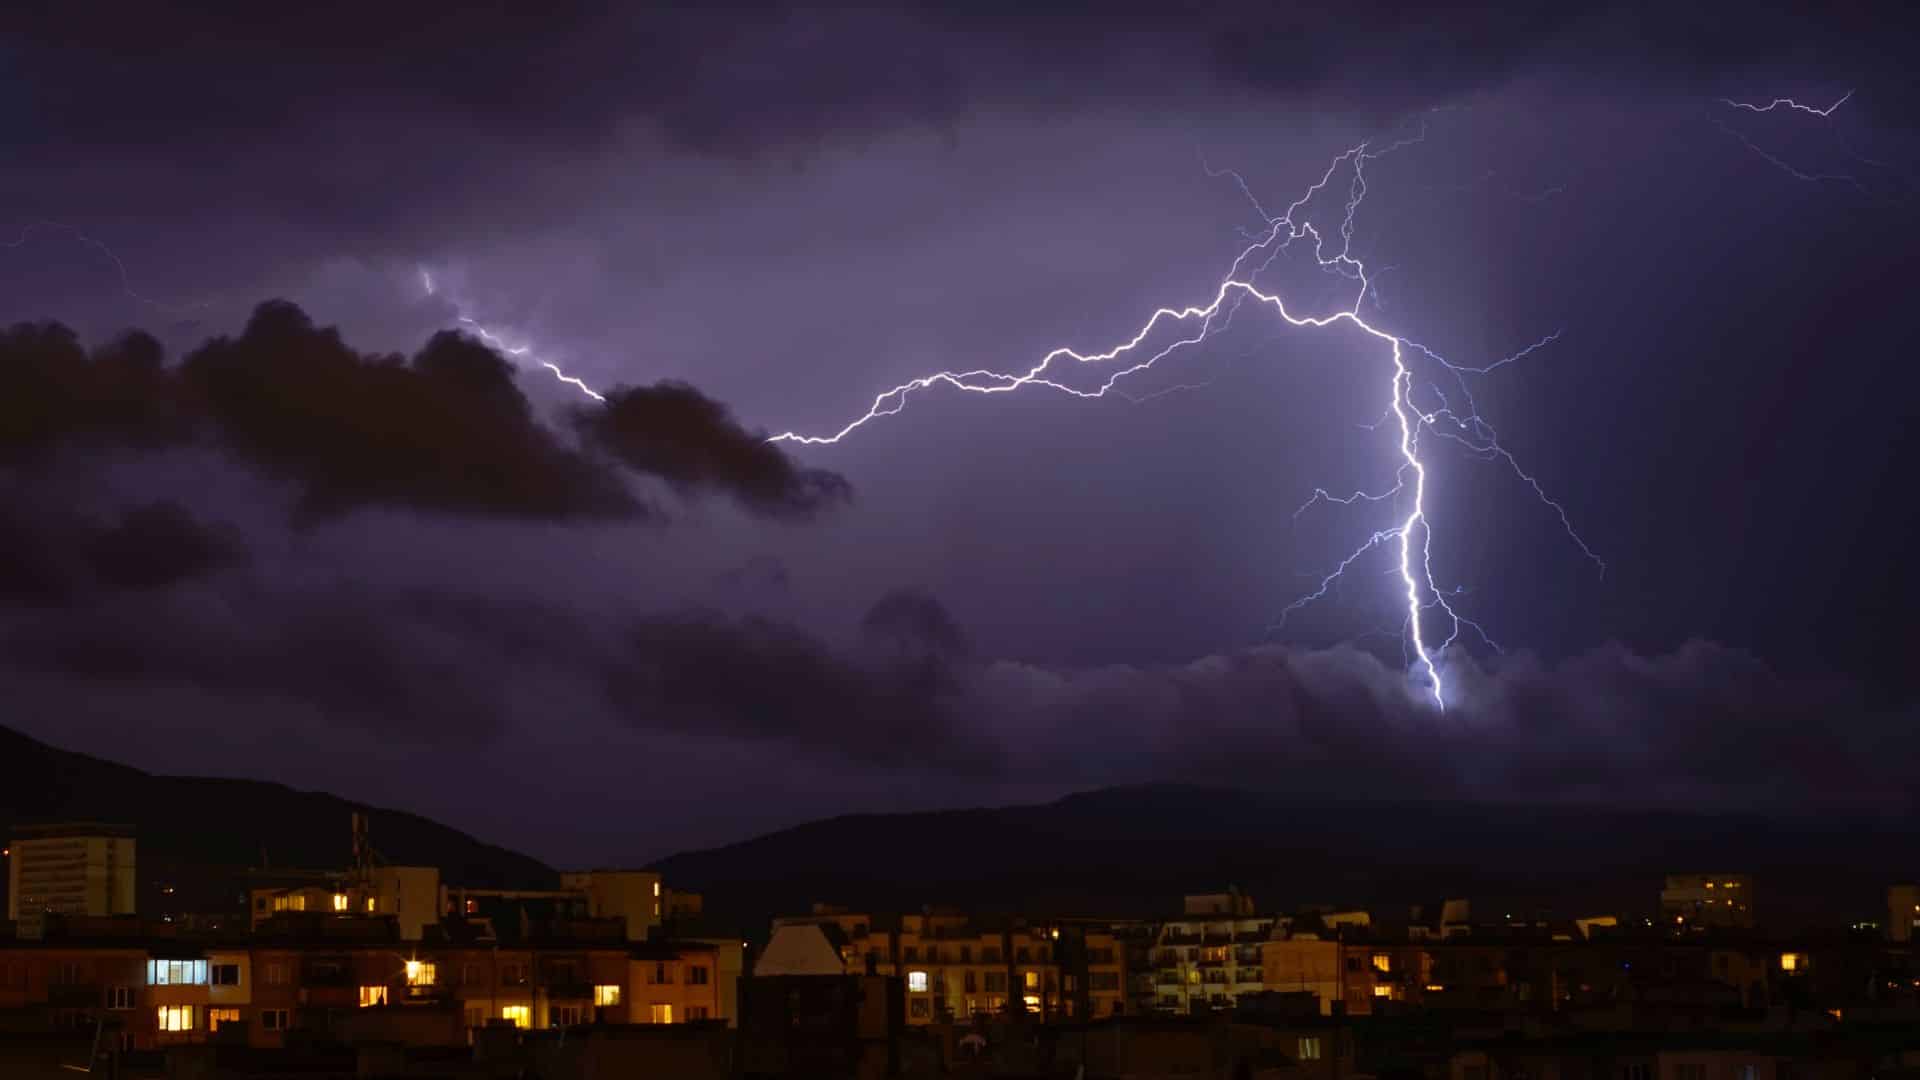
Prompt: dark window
<box><xmin>964</xmin><ymin>971</ymin><xmax>978</xmax><ymax>992</ymax></box>
<box><xmin>688</xmin><ymin>966</ymin><xmax>709</xmax><ymax>986</ymax></box>
<box><xmin>903</xmin><ymin>947</ymin><xmax>917</xmax><ymax>962</ymax></box>
<box><xmin>909</xmin><ymin>998</ymin><xmax>930</xmax><ymax>1018</ymax></box>
<box><xmin>960</xmin><ymin>946</ymin><xmax>972</xmax><ymax>963</ymax></box>
<box><xmin>212</xmin><ymin>964</ymin><xmax>241</xmax><ymax>986</ymax></box>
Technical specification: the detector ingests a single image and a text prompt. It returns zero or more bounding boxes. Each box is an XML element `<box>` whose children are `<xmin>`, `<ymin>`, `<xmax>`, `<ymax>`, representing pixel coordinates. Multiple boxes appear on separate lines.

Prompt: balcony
<box><xmin>545</xmin><ymin>982</ymin><xmax>595</xmax><ymax>1002</ymax></box>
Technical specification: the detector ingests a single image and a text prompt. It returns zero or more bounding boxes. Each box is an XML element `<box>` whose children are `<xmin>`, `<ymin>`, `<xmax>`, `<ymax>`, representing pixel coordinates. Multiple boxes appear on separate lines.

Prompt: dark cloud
<box><xmin>0</xmin><ymin>300</ymin><xmax>848</xmax><ymax>524</ymax></box>
<box><xmin>860</xmin><ymin>586</ymin><xmax>971</xmax><ymax>659</ymax></box>
<box><xmin>0</xmin><ymin>486</ymin><xmax>244</xmax><ymax>603</ymax></box>
<box><xmin>575</xmin><ymin>382</ymin><xmax>852</xmax><ymax>521</ymax></box>
<box><xmin>610</xmin><ymin>602</ymin><xmax>986</xmax><ymax>769</ymax></box>
<box><xmin>84</xmin><ymin>500</ymin><xmax>246</xmax><ymax>590</ymax></box>
<box><xmin>180</xmin><ymin>303</ymin><xmax>643</xmax><ymax>522</ymax></box>
<box><xmin>8</xmin><ymin>2</ymin><xmax>1911</xmax><ymax>169</ymax></box>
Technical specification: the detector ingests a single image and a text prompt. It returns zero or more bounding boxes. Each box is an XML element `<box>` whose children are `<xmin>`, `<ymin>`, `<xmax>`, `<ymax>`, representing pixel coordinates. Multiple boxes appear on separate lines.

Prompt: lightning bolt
<box><xmin>1719</xmin><ymin>91</ymin><xmax>1853</xmax><ymax>117</ymax></box>
<box><xmin>418</xmin><ymin>268</ymin><xmax>606</xmax><ymax>403</ymax></box>
<box><xmin>4</xmin><ymin>220</ymin><xmax>211</xmax><ymax>316</ymax></box>
<box><xmin>769</xmin><ymin>131</ymin><xmax>1603</xmax><ymax>707</ymax></box>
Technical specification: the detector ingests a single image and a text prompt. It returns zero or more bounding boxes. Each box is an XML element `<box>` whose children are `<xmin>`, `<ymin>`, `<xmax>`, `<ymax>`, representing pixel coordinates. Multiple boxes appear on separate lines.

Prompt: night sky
<box><xmin>3</xmin><ymin>3</ymin><xmax>1917</xmax><ymax>867</ymax></box>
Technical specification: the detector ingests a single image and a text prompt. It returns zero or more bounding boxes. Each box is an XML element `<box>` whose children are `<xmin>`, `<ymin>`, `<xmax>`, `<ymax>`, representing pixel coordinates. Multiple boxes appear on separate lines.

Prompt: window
<box><xmin>907</xmin><ymin>970</ymin><xmax>929</xmax><ymax>992</ymax></box>
<box><xmin>688</xmin><ymin>1006</ymin><xmax>709</xmax><ymax>1021</ymax></box>
<box><xmin>502</xmin><ymin>963</ymin><xmax>529</xmax><ymax>985</ymax></box>
<box><xmin>910</xmin><ymin>998</ymin><xmax>930</xmax><ymax>1018</ymax></box>
<box><xmin>55</xmin><ymin>962</ymin><xmax>83</xmax><ymax>985</ymax></box>
<box><xmin>649</xmin><ymin>1003</ymin><xmax>673</xmax><ymax>1024</ymax></box>
<box><xmin>108</xmin><ymin>986</ymin><xmax>134</xmax><ymax>1010</ymax></box>
<box><xmin>261</xmin><ymin>1009</ymin><xmax>289</xmax><ymax>1032</ymax></box>
<box><xmin>465</xmin><ymin>1007</ymin><xmax>484</xmax><ymax>1028</ymax></box>
<box><xmin>331</xmin><ymin>893</ymin><xmax>348</xmax><ymax>912</ymax></box>
<box><xmin>404</xmin><ymin>961</ymin><xmax>436</xmax><ymax>987</ymax></box>
<box><xmin>1372</xmin><ymin>953</ymin><xmax>1392</xmax><ymax>973</ymax></box>
<box><xmin>358</xmin><ymin>985</ymin><xmax>388</xmax><ymax>1007</ymax></box>
<box><xmin>1092</xmin><ymin>972</ymin><xmax>1120</xmax><ymax>991</ymax></box>
<box><xmin>964</xmin><ymin>971</ymin><xmax>978</xmax><ymax>992</ymax></box>
<box><xmin>688</xmin><ymin>965</ymin><xmax>709</xmax><ymax>986</ymax></box>
<box><xmin>1623</xmin><ymin>1065</ymin><xmax>1652</xmax><ymax>1080</ymax></box>
<box><xmin>1373</xmin><ymin>985</ymin><xmax>1393</xmax><ymax>998</ymax></box>
<box><xmin>653</xmin><ymin>881</ymin><xmax>661</xmax><ymax>897</ymax></box>
<box><xmin>552</xmin><ymin>1005</ymin><xmax>583</xmax><ymax>1027</ymax></box>
<box><xmin>156</xmin><ymin>1005</ymin><xmax>195</xmax><ymax>1032</ymax></box>
<box><xmin>211</xmin><ymin>964</ymin><xmax>241</xmax><ymax>986</ymax></box>
<box><xmin>1780</xmin><ymin>953</ymin><xmax>1806</xmax><ymax>972</ymax></box>
<box><xmin>1298</xmin><ymin>1037</ymin><xmax>1322</xmax><ymax>1061</ymax></box>
<box><xmin>903</xmin><ymin>947</ymin><xmax>917</xmax><ymax>962</ymax></box>
<box><xmin>1024</xmin><ymin>970</ymin><xmax>1040</xmax><ymax>990</ymax></box>
<box><xmin>272</xmin><ymin>894</ymin><xmax>306</xmax><ymax>912</ymax></box>
<box><xmin>1736</xmin><ymin>1068</ymin><xmax>1758</xmax><ymax>1080</ymax></box>
<box><xmin>147</xmin><ymin>959</ymin><xmax>208</xmax><ymax>986</ymax></box>
<box><xmin>208</xmin><ymin>1008</ymin><xmax>241</xmax><ymax>1031</ymax></box>
<box><xmin>462</xmin><ymin>962</ymin><xmax>480</xmax><ymax>984</ymax></box>
<box><xmin>982</xmin><ymin>948</ymin><xmax>1002</xmax><ymax>964</ymax></box>
<box><xmin>925</xmin><ymin>946</ymin><xmax>939</xmax><ymax>963</ymax></box>
<box><xmin>265</xmin><ymin>962</ymin><xmax>287</xmax><ymax>986</ymax></box>
<box><xmin>649</xmin><ymin>962</ymin><xmax>672</xmax><ymax>985</ymax></box>
<box><xmin>594</xmin><ymin>984</ymin><xmax>621</xmax><ymax>1006</ymax></box>
<box><xmin>1022</xmin><ymin>994</ymin><xmax>1041</xmax><ymax>1012</ymax></box>
<box><xmin>984</xmin><ymin>972</ymin><xmax>1007</xmax><ymax>992</ymax></box>
<box><xmin>500</xmin><ymin>1005</ymin><xmax>530</xmax><ymax>1029</ymax></box>
<box><xmin>1346</xmin><ymin>956</ymin><xmax>1362</xmax><ymax>971</ymax></box>
<box><xmin>1677</xmin><ymin>1066</ymin><xmax>1707</xmax><ymax>1080</ymax></box>
<box><xmin>959</xmin><ymin>946</ymin><xmax>971</xmax><ymax>963</ymax></box>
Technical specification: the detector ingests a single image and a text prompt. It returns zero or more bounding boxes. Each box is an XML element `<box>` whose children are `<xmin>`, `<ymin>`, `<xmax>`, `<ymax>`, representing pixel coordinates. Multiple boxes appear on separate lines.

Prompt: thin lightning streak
<box><xmin>418</xmin><ymin>268</ymin><xmax>606</xmax><ymax>403</ymax></box>
<box><xmin>770</xmin><ymin>132</ymin><xmax>1603</xmax><ymax>707</ymax></box>
<box><xmin>3</xmin><ymin>220</ymin><xmax>210</xmax><ymax>316</ymax></box>
<box><xmin>1719</xmin><ymin>90</ymin><xmax>1853</xmax><ymax>116</ymax></box>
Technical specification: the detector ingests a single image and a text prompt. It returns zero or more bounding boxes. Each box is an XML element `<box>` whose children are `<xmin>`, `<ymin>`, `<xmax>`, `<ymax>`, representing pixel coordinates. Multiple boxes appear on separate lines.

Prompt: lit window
<box><xmin>1780</xmin><ymin>953</ymin><xmax>1805</xmax><ymax>972</ymax></box>
<box><xmin>147</xmin><ymin>960</ymin><xmax>208</xmax><ymax>986</ymax></box>
<box><xmin>594</xmin><ymin>985</ymin><xmax>621</xmax><ymax>1006</ymax></box>
<box><xmin>358</xmin><ymin>986</ymin><xmax>388</xmax><ymax>1007</ymax></box>
<box><xmin>405</xmin><ymin>961</ymin><xmax>435</xmax><ymax>986</ymax></box>
<box><xmin>332</xmin><ymin>893</ymin><xmax>348</xmax><ymax>912</ymax></box>
<box><xmin>1373</xmin><ymin>985</ymin><xmax>1393</xmax><ymax>998</ymax></box>
<box><xmin>1705</xmin><ymin>882</ymin><xmax>1716</xmax><ymax>889</ymax></box>
<box><xmin>365</xmin><ymin>897</ymin><xmax>376</xmax><ymax>912</ymax></box>
<box><xmin>1372</xmin><ymin>954</ymin><xmax>1391</xmax><ymax>973</ymax></box>
<box><xmin>653</xmin><ymin>881</ymin><xmax>662</xmax><ymax>897</ymax></box>
<box><xmin>208</xmin><ymin>1008</ymin><xmax>241</xmax><ymax>1031</ymax></box>
<box><xmin>1425</xmin><ymin>984</ymin><xmax>1446</xmax><ymax>992</ymax></box>
<box><xmin>1298</xmin><ymin>1037</ymin><xmax>1322</xmax><ymax>1061</ymax></box>
<box><xmin>500</xmin><ymin>1005</ymin><xmax>530</xmax><ymax>1029</ymax></box>
<box><xmin>272</xmin><ymin>894</ymin><xmax>307</xmax><ymax>913</ymax></box>
<box><xmin>1022</xmin><ymin>994</ymin><xmax>1041</xmax><ymax>1011</ymax></box>
<box><xmin>908</xmin><ymin>971</ymin><xmax>929</xmax><ymax>992</ymax></box>
<box><xmin>649</xmin><ymin>1003</ymin><xmax>673</xmax><ymax>1024</ymax></box>
<box><xmin>1024</xmin><ymin>971</ymin><xmax>1040</xmax><ymax>990</ymax></box>
<box><xmin>156</xmin><ymin>1005</ymin><xmax>194</xmax><ymax>1032</ymax></box>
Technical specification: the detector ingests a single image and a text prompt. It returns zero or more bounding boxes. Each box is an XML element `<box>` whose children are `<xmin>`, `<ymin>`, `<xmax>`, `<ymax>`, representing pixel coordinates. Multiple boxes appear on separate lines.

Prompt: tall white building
<box><xmin>6</xmin><ymin>823</ymin><xmax>136</xmax><ymax>938</ymax></box>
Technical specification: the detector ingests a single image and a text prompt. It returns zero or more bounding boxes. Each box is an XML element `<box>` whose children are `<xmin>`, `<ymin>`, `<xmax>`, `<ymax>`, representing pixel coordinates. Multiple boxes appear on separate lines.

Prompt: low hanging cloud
<box><xmin>0</xmin><ymin>486</ymin><xmax>246</xmax><ymax>603</ymax></box>
<box><xmin>1</xmin><ymin>538</ymin><xmax>1907</xmax><ymax>816</ymax></box>
<box><xmin>574</xmin><ymin>382</ymin><xmax>852</xmax><ymax>521</ymax></box>
<box><xmin>0</xmin><ymin>300</ymin><xmax>849</xmax><ymax>525</ymax></box>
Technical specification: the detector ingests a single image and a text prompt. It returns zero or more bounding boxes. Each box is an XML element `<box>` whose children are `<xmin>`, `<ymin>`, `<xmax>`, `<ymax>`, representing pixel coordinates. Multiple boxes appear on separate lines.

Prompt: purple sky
<box><xmin>3</xmin><ymin>4</ymin><xmax>1917</xmax><ymax>867</ymax></box>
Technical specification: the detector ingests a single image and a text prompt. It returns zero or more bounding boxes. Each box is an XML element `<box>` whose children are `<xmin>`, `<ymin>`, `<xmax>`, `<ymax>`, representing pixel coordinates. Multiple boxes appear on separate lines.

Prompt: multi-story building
<box><xmin>1149</xmin><ymin>893</ymin><xmax>1280</xmax><ymax>1014</ymax></box>
<box><xmin>1661</xmin><ymin>874</ymin><xmax>1754</xmax><ymax>929</ymax></box>
<box><xmin>0</xmin><ymin>904</ymin><xmax>741</xmax><ymax>1053</ymax></box>
<box><xmin>761</xmin><ymin>906</ymin><xmax>1128</xmax><ymax>1024</ymax></box>
<box><xmin>1887</xmin><ymin>884</ymin><xmax>1920</xmax><ymax>943</ymax></box>
<box><xmin>6</xmin><ymin>824</ymin><xmax>137</xmax><ymax>939</ymax></box>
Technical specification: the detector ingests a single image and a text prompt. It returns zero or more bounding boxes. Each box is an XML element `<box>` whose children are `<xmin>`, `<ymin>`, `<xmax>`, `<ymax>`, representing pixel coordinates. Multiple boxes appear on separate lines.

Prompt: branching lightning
<box><xmin>418</xmin><ymin>268</ymin><xmax>606</xmax><ymax>402</ymax></box>
<box><xmin>768</xmin><ymin>132</ymin><xmax>1604</xmax><ymax>707</ymax></box>
<box><xmin>1719</xmin><ymin>91</ymin><xmax>1853</xmax><ymax>117</ymax></box>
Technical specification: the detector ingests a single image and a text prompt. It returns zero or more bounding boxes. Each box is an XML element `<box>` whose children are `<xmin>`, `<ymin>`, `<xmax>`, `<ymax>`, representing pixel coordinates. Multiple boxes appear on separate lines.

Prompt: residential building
<box><xmin>1150</xmin><ymin>893</ymin><xmax>1280</xmax><ymax>1014</ymax></box>
<box><xmin>1661</xmin><ymin>874</ymin><xmax>1755</xmax><ymax>929</ymax></box>
<box><xmin>6</xmin><ymin>823</ymin><xmax>136</xmax><ymax>939</ymax></box>
<box><xmin>1888</xmin><ymin>884</ymin><xmax>1920</xmax><ymax>943</ymax></box>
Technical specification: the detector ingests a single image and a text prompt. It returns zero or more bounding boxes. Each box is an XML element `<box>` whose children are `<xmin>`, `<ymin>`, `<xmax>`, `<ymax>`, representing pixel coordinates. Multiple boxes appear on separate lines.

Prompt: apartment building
<box><xmin>1662</xmin><ymin>874</ymin><xmax>1755</xmax><ymax>930</ymax></box>
<box><xmin>0</xmin><ymin>908</ymin><xmax>739</xmax><ymax>1053</ymax></box>
<box><xmin>762</xmin><ymin>907</ymin><xmax>1128</xmax><ymax>1024</ymax></box>
<box><xmin>1148</xmin><ymin>893</ymin><xmax>1281</xmax><ymax>1014</ymax></box>
<box><xmin>6</xmin><ymin>823</ymin><xmax>137</xmax><ymax>939</ymax></box>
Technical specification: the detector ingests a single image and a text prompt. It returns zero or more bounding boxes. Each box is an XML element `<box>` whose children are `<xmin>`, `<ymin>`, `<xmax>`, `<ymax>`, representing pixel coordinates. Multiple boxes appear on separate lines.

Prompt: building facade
<box><xmin>6</xmin><ymin>824</ymin><xmax>137</xmax><ymax>940</ymax></box>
